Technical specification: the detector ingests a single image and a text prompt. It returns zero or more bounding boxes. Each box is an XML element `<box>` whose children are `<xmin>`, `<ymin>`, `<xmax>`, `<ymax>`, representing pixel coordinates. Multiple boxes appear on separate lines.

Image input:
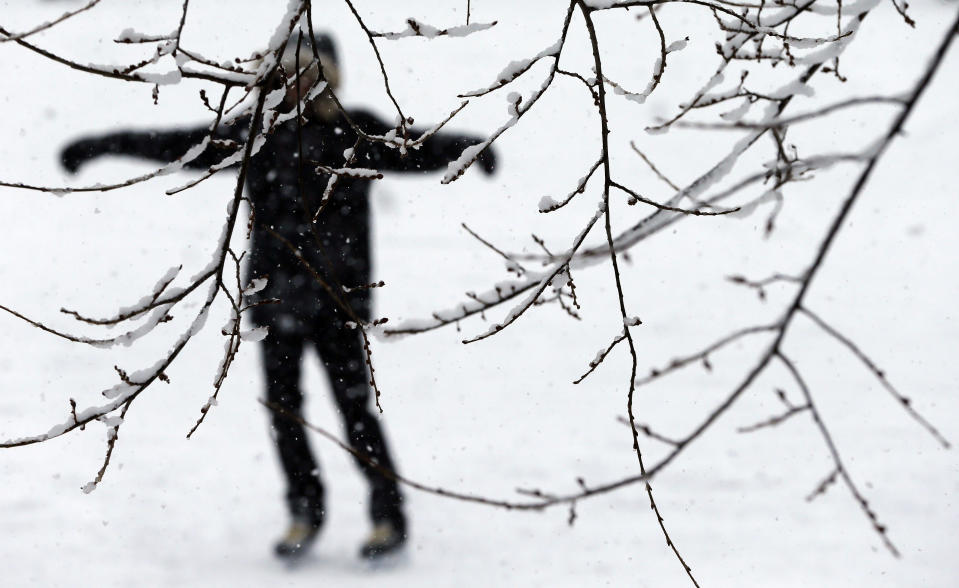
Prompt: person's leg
<box><xmin>310</xmin><ymin>320</ymin><xmax>405</xmax><ymax>533</ymax></box>
<box><xmin>261</xmin><ymin>332</ymin><xmax>325</xmax><ymax>526</ymax></box>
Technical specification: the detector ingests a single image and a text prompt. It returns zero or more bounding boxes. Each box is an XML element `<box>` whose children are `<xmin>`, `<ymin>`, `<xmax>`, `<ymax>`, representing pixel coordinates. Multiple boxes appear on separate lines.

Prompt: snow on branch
<box><xmin>371</xmin><ymin>18</ymin><xmax>496</xmax><ymax>40</ymax></box>
<box><xmin>0</xmin><ymin>0</ymin><xmax>103</xmax><ymax>43</ymax></box>
<box><xmin>373</xmin><ymin>8</ymin><xmax>955</xmax><ymax>579</ymax></box>
<box><xmin>459</xmin><ymin>39</ymin><xmax>564</xmax><ymax>98</ymax></box>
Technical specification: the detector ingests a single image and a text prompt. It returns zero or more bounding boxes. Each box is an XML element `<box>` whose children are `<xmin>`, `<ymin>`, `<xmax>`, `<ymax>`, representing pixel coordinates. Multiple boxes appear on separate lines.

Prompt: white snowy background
<box><xmin>1</xmin><ymin>1</ymin><xmax>957</xmax><ymax>586</ymax></box>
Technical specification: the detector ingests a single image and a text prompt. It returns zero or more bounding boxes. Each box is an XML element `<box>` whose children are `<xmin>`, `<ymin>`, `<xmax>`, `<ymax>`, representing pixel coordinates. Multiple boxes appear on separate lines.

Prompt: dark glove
<box><xmin>61</xmin><ymin>138</ymin><xmax>107</xmax><ymax>174</ymax></box>
<box><xmin>477</xmin><ymin>145</ymin><xmax>497</xmax><ymax>176</ymax></box>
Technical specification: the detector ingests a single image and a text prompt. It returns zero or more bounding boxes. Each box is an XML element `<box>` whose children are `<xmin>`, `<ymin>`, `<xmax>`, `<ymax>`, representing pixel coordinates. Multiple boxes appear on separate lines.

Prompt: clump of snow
<box><xmin>666</xmin><ymin>38</ymin><xmax>688</xmax><ymax>52</ymax></box>
<box><xmin>442</xmin><ymin>143</ymin><xmax>486</xmax><ymax>184</ymax></box>
<box><xmin>240</xmin><ymin>326</ymin><xmax>269</xmax><ymax>342</ymax></box>
<box><xmin>138</xmin><ymin>69</ymin><xmax>182</xmax><ymax>86</ymax></box>
<box><xmin>243</xmin><ymin>277</ymin><xmax>269</xmax><ymax>295</ymax></box>
<box><xmin>720</xmin><ymin>99</ymin><xmax>752</xmax><ymax>122</ymax></box>
<box><xmin>114</xmin><ymin>28</ymin><xmax>174</xmax><ymax>43</ymax></box>
<box><xmin>461</xmin><ymin>39</ymin><xmax>562</xmax><ymax>97</ymax></box>
<box><xmin>377</xmin><ymin>18</ymin><xmax>496</xmax><ymax>40</ymax></box>
<box><xmin>538</xmin><ymin>195</ymin><xmax>558</xmax><ymax>212</ymax></box>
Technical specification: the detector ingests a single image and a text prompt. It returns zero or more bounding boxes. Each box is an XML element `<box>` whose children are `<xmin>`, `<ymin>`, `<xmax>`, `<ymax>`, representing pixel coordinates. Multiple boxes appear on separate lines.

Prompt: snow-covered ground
<box><xmin>1</xmin><ymin>1</ymin><xmax>957</xmax><ymax>586</ymax></box>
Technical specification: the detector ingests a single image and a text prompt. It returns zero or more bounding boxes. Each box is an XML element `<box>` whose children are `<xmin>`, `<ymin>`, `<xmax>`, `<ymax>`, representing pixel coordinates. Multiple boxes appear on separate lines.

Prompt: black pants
<box><xmin>262</xmin><ymin>324</ymin><xmax>404</xmax><ymax>530</ymax></box>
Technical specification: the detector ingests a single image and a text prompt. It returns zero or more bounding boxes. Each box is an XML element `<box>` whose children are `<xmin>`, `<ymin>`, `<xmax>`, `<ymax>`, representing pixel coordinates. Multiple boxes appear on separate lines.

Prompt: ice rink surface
<box><xmin>1</xmin><ymin>1</ymin><xmax>957</xmax><ymax>586</ymax></box>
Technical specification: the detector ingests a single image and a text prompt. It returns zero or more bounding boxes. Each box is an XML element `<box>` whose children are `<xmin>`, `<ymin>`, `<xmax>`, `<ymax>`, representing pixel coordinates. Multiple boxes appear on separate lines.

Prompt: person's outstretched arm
<box><xmin>349</xmin><ymin>111</ymin><xmax>496</xmax><ymax>176</ymax></box>
<box><xmin>60</xmin><ymin>120</ymin><xmax>247</xmax><ymax>174</ymax></box>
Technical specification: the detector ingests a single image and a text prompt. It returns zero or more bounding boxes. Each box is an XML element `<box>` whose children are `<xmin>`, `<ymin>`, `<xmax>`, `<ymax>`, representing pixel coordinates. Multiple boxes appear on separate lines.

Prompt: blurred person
<box><xmin>61</xmin><ymin>32</ymin><xmax>496</xmax><ymax>562</ymax></box>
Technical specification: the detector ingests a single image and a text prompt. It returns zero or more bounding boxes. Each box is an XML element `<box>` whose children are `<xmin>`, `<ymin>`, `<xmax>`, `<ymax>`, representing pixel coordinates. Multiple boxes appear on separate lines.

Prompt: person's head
<box><xmin>275</xmin><ymin>31</ymin><xmax>340</xmax><ymax>118</ymax></box>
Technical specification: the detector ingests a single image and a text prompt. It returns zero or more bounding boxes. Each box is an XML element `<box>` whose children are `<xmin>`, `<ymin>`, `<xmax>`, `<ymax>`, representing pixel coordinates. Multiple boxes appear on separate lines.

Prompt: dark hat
<box><xmin>283</xmin><ymin>30</ymin><xmax>337</xmax><ymax>65</ymax></box>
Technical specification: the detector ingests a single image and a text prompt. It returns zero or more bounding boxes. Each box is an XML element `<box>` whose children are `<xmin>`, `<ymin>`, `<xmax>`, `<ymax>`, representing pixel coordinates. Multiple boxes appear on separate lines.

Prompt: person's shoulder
<box><xmin>343</xmin><ymin>108</ymin><xmax>392</xmax><ymax>133</ymax></box>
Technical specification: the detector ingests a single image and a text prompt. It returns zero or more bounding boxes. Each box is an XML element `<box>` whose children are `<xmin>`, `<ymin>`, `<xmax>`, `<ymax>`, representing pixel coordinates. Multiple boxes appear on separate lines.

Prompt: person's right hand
<box><xmin>60</xmin><ymin>138</ymin><xmax>104</xmax><ymax>174</ymax></box>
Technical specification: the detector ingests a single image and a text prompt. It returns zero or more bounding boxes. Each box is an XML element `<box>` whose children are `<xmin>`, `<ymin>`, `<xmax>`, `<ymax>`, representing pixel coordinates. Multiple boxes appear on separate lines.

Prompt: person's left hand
<box><xmin>477</xmin><ymin>146</ymin><xmax>497</xmax><ymax>176</ymax></box>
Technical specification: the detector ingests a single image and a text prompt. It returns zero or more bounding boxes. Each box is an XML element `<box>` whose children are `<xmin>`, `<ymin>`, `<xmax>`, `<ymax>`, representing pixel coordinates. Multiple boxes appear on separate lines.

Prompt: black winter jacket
<box><xmin>77</xmin><ymin>110</ymin><xmax>483</xmax><ymax>334</ymax></box>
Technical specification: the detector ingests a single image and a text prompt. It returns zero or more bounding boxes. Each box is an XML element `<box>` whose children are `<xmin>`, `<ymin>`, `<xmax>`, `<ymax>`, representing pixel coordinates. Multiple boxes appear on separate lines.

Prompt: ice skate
<box><xmin>274</xmin><ymin>517</ymin><xmax>321</xmax><ymax>561</ymax></box>
<box><xmin>359</xmin><ymin>520</ymin><xmax>407</xmax><ymax>562</ymax></box>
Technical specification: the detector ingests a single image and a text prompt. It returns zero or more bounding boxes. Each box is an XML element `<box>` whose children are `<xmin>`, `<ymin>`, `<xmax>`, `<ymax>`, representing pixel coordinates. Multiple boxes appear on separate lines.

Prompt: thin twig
<box><xmin>799</xmin><ymin>307</ymin><xmax>949</xmax><ymax>448</ymax></box>
<box><xmin>778</xmin><ymin>352</ymin><xmax>900</xmax><ymax>556</ymax></box>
